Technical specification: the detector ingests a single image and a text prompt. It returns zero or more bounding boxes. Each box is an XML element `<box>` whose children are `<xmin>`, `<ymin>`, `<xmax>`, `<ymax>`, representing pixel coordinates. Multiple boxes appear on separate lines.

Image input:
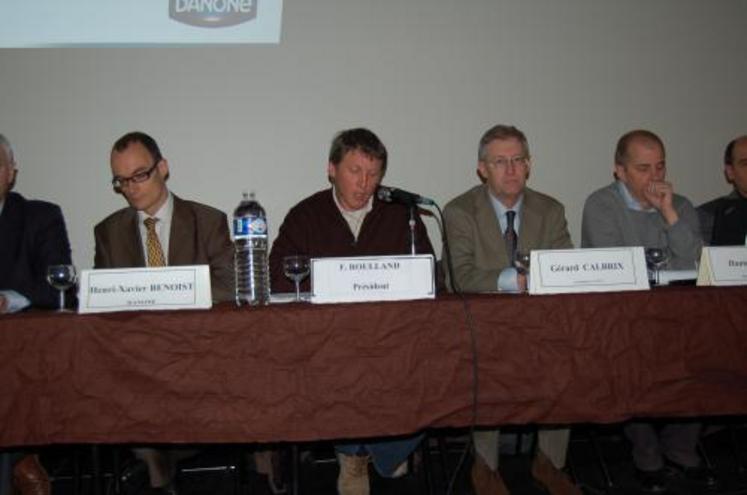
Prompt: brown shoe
<box><xmin>336</xmin><ymin>453</ymin><xmax>369</xmax><ymax>495</ymax></box>
<box><xmin>13</xmin><ymin>455</ymin><xmax>50</xmax><ymax>495</ymax></box>
<box><xmin>470</xmin><ymin>455</ymin><xmax>510</xmax><ymax>495</ymax></box>
<box><xmin>531</xmin><ymin>452</ymin><xmax>581</xmax><ymax>495</ymax></box>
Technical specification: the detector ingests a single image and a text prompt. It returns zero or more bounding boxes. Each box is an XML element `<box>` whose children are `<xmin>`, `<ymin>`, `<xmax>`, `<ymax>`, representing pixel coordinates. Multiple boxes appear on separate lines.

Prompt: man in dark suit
<box><xmin>93</xmin><ymin>131</ymin><xmax>234</xmax><ymax>494</ymax></box>
<box><xmin>699</xmin><ymin>135</ymin><xmax>747</xmax><ymax>245</ymax></box>
<box><xmin>443</xmin><ymin>125</ymin><xmax>578</xmax><ymax>495</ymax></box>
<box><xmin>1</xmin><ymin>133</ymin><xmax>71</xmax><ymax>495</ymax></box>
<box><xmin>0</xmin><ymin>134</ymin><xmax>72</xmax><ymax>313</ymax></box>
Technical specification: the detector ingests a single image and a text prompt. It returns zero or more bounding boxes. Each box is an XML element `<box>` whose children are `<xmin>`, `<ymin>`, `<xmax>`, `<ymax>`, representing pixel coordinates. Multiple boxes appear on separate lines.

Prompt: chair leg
<box><xmin>291</xmin><ymin>445</ymin><xmax>300</xmax><ymax>495</ymax></box>
<box><xmin>112</xmin><ymin>448</ymin><xmax>121</xmax><ymax>495</ymax></box>
<box><xmin>418</xmin><ymin>439</ymin><xmax>434</xmax><ymax>495</ymax></box>
<box><xmin>698</xmin><ymin>439</ymin><xmax>715</xmax><ymax>471</ymax></box>
<box><xmin>729</xmin><ymin>425</ymin><xmax>746</xmax><ymax>474</ymax></box>
<box><xmin>436</xmin><ymin>434</ymin><xmax>450</xmax><ymax>490</ymax></box>
<box><xmin>233</xmin><ymin>449</ymin><xmax>242</xmax><ymax>495</ymax></box>
<box><xmin>589</xmin><ymin>429</ymin><xmax>615</xmax><ymax>489</ymax></box>
<box><xmin>73</xmin><ymin>448</ymin><xmax>82</xmax><ymax>495</ymax></box>
<box><xmin>91</xmin><ymin>445</ymin><xmax>103</xmax><ymax>495</ymax></box>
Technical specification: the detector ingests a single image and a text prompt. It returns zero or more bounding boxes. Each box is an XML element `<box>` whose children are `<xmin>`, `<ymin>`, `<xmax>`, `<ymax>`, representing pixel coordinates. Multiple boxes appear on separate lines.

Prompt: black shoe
<box><xmin>150</xmin><ymin>484</ymin><xmax>179</xmax><ymax>495</ymax></box>
<box><xmin>664</xmin><ymin>459</ymin><xmax>718</xmax><ymax>489</ymax></box>
<box><xmin>636</xmin><ymin>468</ymin><xmax>670</xmax><ymax>494</ymax></box>
<box><xmin>118</xmin><ymin>460</ymin><xmax>149</xmax><ymax>495</ymax></box>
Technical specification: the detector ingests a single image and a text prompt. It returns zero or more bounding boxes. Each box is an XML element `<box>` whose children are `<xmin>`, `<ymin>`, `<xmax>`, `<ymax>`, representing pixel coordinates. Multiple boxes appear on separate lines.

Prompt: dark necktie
<box><xmin>505</xmin><ymin>210</ymin><xmax>517</xmax><ymax>265</ymax></box>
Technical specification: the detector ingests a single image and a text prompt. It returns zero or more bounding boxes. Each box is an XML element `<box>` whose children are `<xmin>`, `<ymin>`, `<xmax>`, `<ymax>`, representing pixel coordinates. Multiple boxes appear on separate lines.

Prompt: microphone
<box><xmin>377</xmin><ymin>186</ymin><xmax>435</xmax><ymax>206</ymax></box>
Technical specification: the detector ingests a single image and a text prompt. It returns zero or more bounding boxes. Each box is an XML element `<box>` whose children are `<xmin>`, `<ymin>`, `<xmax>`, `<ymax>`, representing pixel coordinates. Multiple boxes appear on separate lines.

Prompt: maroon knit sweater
<box><xmin>269</xmin><ymin>189</ymin><xmax>435</xmax><ymax>293</ymax></box>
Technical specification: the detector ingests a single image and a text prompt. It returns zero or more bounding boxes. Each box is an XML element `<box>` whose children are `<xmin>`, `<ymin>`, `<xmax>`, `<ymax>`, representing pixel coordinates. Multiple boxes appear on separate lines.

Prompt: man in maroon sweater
<box><xmin>270</xmin><ymin>128</ymin><xmax>433</xmax><ymax>292</ymax></box>
<box><xmin>269</xmin><ymin>128</ymin><xmax>435</xmax><ymax>494</ymax></box>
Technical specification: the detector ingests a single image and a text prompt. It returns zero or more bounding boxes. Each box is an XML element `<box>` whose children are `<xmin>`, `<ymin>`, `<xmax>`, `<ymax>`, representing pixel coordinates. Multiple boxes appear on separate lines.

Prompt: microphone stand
<box><xmin>409</xmin><ymin>205</ymin><xmax>417</xmax><ymax>255</ymax></box>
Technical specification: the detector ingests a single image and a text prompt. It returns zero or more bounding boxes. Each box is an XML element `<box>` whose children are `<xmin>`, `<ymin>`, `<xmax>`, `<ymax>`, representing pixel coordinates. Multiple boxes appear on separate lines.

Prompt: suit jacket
<box><xmin>443</xmin><ymin>184</ymin><xmax>572</xmax><ymax>292</ymax></box>
<box><xmin>698</xmin><ymin>190</ymin><xmax>747</xmax><ymax>246</ymax></box>
<box><xmin>0</xmin><ymin>192</ymin><xmax>72</xmax><ymax>309</ymax></box>
<box><xmin>94</xmin><ymin>194</ymin><xmax>235</xmax><ymax>302</ymax></box>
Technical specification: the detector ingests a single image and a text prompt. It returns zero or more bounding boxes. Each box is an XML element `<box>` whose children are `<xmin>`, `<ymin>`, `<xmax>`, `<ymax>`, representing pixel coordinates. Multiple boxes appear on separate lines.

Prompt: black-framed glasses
<box><xmin>111</xmin><ymin>161</ymin><xmax>159</xmax><ymax>191</ymax></box>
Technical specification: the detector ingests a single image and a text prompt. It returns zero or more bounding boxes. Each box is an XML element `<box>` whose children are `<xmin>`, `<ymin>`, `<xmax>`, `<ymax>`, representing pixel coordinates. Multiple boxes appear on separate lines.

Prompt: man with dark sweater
<box><xmin>698</xmin><ymin>135</ymin><xmax>747</xmax><ymax>245</ymax></box>
<box><xmin>269</xmin><ymin>128</ymin><xmax>434</xmax><ymax>495</ymax></box>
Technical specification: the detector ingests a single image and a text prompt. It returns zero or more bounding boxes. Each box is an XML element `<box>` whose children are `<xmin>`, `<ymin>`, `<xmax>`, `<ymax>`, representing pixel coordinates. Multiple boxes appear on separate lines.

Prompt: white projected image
<box><xmin>0</xmin><ymin>0</ymin><xmax>283</xmax><ymax>46</ymax></box>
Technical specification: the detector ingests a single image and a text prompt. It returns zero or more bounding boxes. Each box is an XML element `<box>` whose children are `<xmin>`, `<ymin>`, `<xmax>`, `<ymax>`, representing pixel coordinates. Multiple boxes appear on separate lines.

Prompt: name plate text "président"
<box><xmin>78</xmin><ymin>265</ymin><xmax>212</xmax><ymax>314</ymax></box>
<box><xmin>310</xmin><ymin>255</ymin><xmax>435</xmax><ymax>304</ymax></box>
<box><xmin>529</xmin><ymin>247</ymin><xmax>649</xmax><ymax>294</ymax></box>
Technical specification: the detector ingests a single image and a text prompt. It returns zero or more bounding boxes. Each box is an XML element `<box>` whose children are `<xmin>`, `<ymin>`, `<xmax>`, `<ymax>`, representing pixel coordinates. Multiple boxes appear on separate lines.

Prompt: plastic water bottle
<box><xmin>233</xmin><ymin>192</ymin><xmax>270</xmax><ymax>306</ymax></box>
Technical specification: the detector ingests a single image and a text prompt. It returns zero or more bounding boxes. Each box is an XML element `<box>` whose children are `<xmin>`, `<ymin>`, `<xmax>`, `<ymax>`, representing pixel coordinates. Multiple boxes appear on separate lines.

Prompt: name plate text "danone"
<box><xmin>529</xmin><ymin>247</ymin><xmax>649</xmax><ymax>294</ymax></box>
<box><xmin>310</xmin><ymin>255</ymin><xmax>435</xmax><ymax>304</ymax></box>
<box><xmin>78</xmin><ymin>265</ymin><xmax>212</xmax><ymax>314</ymax></box>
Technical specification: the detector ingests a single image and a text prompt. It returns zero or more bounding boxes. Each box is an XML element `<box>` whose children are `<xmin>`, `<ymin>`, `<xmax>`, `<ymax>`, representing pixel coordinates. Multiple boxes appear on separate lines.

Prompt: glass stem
<box><xmin>295</xmin><ymin>280</ymin><xmax>301</xmax><ymax>302</ymax></box>
<box><xmin>59</xmin><ymin>290</ymin><xmax>65</xmax><ymax>311</ymax></box>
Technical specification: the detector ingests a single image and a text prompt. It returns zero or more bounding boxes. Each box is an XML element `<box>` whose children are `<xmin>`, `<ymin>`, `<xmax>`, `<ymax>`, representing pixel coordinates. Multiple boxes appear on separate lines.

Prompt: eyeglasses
<box><xmin>483</xmin><ymin>155</ymin><xmax>529</xmax><ymax>169</ymax></box>
<box><xmin>111</xmin><ymin>161</ymin><xmax>159</xmax><ymax>191</ymax></box>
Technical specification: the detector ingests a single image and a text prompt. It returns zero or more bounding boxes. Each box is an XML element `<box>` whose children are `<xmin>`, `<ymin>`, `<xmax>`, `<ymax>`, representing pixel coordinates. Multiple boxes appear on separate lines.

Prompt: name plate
<box><xmin>529</xmin><ymin>247</ymin><xmax>649</xmax><ymax>294</ymax></box>
<box><xmin>78</xmin><ymin>265</ymin><xmax>212</xmax><ymax>314</ymax></box>
<box><xmin>697</xmin><ymin>246</ymin><xmax>747</xmax><ymax>286</ymax></box>
<box><xmin>310</xmin><ymin>255</ymin><xmax>435</xmax><ymax>304</ymax></box>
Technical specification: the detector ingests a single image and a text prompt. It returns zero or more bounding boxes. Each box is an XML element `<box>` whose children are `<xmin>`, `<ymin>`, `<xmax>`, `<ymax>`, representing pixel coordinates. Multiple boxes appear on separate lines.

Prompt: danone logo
<box><xmin>170</xmin><ymin>0</ymin><xmax>257</xmax><ymax>28</ymax></box>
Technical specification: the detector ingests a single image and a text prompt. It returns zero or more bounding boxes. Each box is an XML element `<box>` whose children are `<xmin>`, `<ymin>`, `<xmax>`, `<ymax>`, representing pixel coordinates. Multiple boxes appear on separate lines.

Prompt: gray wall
<box><xmin>2</xmin><ymin>0</ymin><xmax>746</xmax><ymax>269</ymax></box>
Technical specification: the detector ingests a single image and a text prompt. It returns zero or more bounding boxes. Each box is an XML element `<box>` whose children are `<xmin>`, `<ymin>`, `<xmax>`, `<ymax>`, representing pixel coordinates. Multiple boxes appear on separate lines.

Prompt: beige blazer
<box><xmin>443</xmin><ymin>184</ymin><xmax>572</xmax><ymax>292</ymax></box>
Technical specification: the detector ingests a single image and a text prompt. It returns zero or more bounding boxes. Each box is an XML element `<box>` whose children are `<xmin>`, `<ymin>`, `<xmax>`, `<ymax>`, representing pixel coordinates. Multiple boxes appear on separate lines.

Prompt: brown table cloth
<box><xmin>1</xmin><ymin>286</ymin><xmax>746</xmax><ymax>447</ymax></box>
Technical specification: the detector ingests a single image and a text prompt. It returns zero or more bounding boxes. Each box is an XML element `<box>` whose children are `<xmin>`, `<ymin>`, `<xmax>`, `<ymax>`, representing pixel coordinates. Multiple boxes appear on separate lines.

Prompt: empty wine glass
<box><xmin>46</xmin><ymin>264</ymin><xmax>77</xmax><ymax>312</ymax></box>
<box><xmin>644</xmin><ymin>248</ymin><xmax>669</xmax><ymax>286</ymax></box>
<box><xmin>283</xmin><ymin>255</ymin><xmax>310</xmax><ymax>302</ymax></box>
<box><xmin>514</xmin><ymin>251</ymin><xmax>531</xmax><ymax>275</ymax></box>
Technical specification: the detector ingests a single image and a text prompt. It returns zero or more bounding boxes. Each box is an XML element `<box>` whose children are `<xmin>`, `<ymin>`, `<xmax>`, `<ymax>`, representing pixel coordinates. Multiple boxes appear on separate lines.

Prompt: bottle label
<box><xmin>234</xmin><ymin>216</ymin><xmax>267</xmax><ymax>238</ymax></box>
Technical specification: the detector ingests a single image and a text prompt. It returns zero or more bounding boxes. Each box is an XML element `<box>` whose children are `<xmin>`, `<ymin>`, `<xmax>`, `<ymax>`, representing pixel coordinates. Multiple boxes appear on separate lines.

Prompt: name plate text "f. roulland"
<box><xmin>78</xmin><ymin>265</ymin><xmax>212</xmax><ymax>314</ymax></box>
<box><xmin>529</xmin><ymin>247</ymin><xmax>649</xmax><ymax>294</ymax></box>
<box><xmin>697</xmin><ymin>246</ymin><xmax>747</xmax><ymax>286</ymax></box>
<box><xmin>310</xmin><ymin>255</ymin><xmax>436</xmax><ymax>304</ymax></box>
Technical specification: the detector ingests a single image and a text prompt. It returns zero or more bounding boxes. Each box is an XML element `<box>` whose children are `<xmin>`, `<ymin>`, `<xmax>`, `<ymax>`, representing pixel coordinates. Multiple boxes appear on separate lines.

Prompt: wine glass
<box><xmin>282</xmin><ymin>255</ymin><xmax>310</xmax><ymax>302</ymax></box>
<box><xmin>46</xmin><ymin>264</ymin><xmax>77</xmax><ymax>312</ymax></box>
<box><xmin>514</xmin><ymin>251</ymin><xmax>531</xmax><ymax>275</ymax></box>
<box><xmin>644</xmin><ymin>248</ymin><xmax>669</xmax><ymax>286</ymax></box>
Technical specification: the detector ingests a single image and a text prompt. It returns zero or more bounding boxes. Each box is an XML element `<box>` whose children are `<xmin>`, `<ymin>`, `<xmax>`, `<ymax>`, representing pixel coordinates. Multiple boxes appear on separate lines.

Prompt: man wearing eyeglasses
<box><xmin>94</xmin><ymin>131</ymin><xmax>234</xmax><ymax>300</ymax></box>
<box><xmin>443</xmin><ymin>125</ymin><xmax>577</xmax><ymax>495</ymax></box>
<box><xmin>93</xmin><ymin>131</ymin><xmax>234</xmax><ymax>494</ymax></box>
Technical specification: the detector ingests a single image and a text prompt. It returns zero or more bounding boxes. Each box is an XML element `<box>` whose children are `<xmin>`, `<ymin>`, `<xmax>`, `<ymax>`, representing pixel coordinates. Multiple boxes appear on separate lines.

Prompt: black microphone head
<box><xmin>377</xmin><ymin>186</ymin><xmax>394</xmax><ymax>202</ymax></box>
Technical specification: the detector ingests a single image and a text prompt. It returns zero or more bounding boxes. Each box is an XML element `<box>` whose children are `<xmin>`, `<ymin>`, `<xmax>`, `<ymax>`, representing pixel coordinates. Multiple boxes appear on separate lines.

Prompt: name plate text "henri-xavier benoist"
<box><xmin>697</xmin><ymin>246</ymin><xmax>747</xmax><ymax>286</ymax></box>
<box><xmin>529</xmin><ymin>247</ymin><xmax>649</xmax><ymax>294</ymax></box>
<box><xmin>78</xmin><ymin>265</ymin><xmax>212</xmax><ymax>314</ymax></box>
<box><xmin>310</xmin><ymin>255</ymin><xmax>435</xmax><ymax>304</ymax></box>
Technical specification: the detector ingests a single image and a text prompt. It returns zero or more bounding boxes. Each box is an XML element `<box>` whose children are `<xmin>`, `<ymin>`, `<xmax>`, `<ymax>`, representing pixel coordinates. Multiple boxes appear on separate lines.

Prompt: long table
<box><xmin>2</xmin><ymin>286</ymin><xmax>747</xmax><ymax>448</ymax></box>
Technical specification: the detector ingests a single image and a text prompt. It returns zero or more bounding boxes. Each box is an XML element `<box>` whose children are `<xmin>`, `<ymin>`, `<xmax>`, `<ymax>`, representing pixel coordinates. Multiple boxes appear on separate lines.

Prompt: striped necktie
<box><xmin>143</xmin><ymin>217</ymin><xmax>166</xmax><ymax>267</ymax></box>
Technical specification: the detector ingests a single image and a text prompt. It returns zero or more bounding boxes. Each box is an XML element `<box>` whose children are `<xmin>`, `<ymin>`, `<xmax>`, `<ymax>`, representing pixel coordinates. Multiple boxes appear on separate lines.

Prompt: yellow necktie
<box><xmin>143</xmin><ymin>217</ymin><xmax>166</xmax><ymax>267</ymax></box>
